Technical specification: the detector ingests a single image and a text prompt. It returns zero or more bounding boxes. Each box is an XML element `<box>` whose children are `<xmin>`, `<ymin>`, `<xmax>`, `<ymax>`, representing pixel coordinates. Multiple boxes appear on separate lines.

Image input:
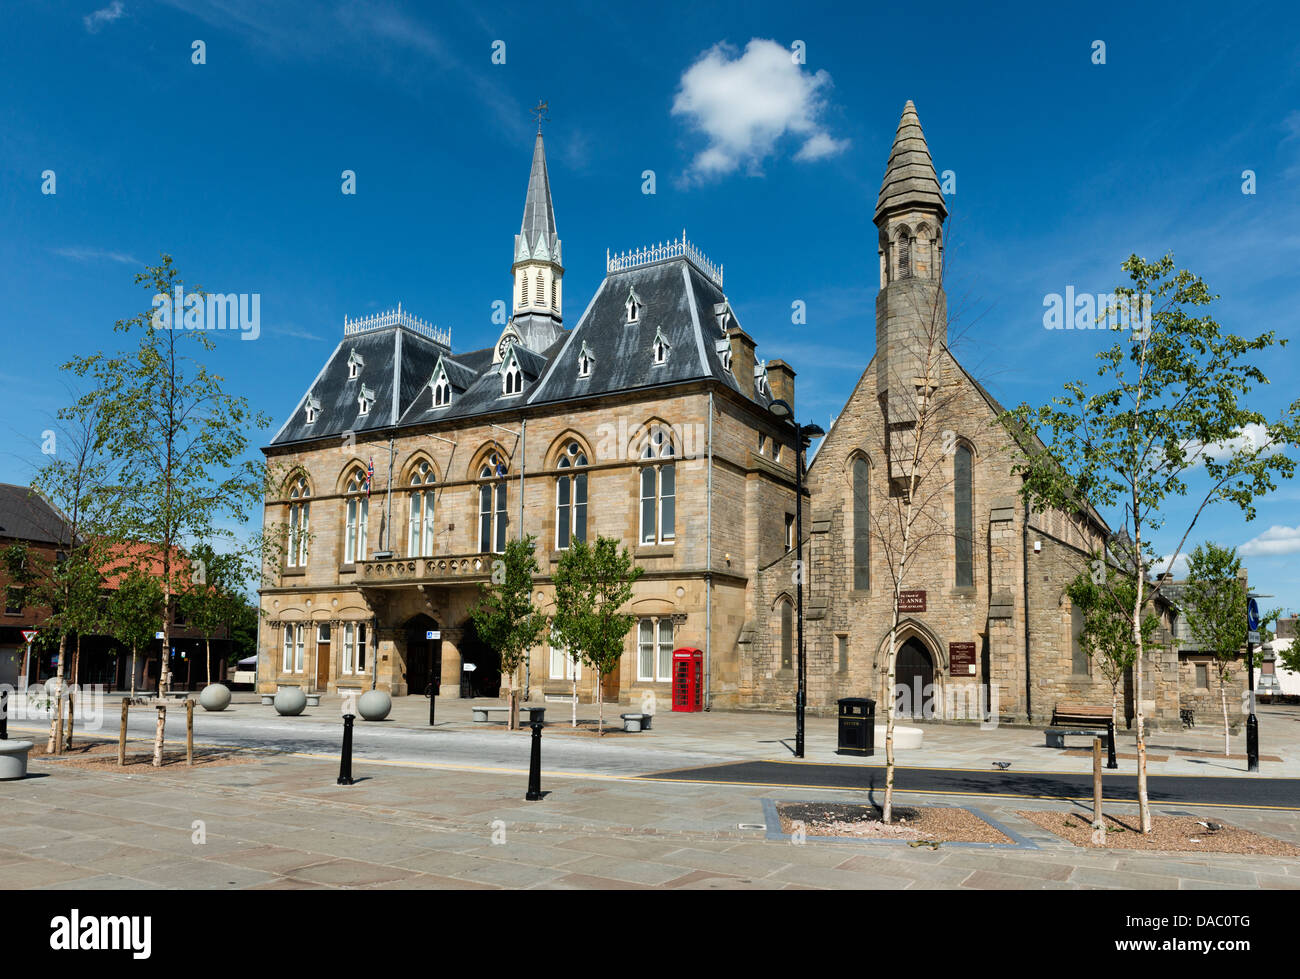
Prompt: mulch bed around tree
<box><xmin>28</xmin><ymin>736</ymin><xmax>259</xmax><ymax>771</ymax></box>
<box><xmin>775</xmin><ymin>802</ymin><xmax>1012</xmax><ymax>844</ymax></box>
<box><xmin>1018</xmin><ymin>810</ymin><xmax>1300</xmax><ymax>855</ymax></box>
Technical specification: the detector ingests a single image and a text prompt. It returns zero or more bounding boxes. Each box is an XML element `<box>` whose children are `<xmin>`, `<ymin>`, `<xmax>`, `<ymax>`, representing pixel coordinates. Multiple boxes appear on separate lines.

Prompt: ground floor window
<box><xmin>549</xmin><ymin>644</ymin><xmax>580</xmax><ymax>681</ymax></box>
<box><xmin>282</xmin><ymin>624</ymin><xmax>304</xmax><ymax>673</ymax></box>
<box><xmin>637</xmin><ymin>617</ymin><xmax>673</xmax><ymax>682</ymax></box>
<box><xmin>342</xmin><ymin>623</ymin><xmax>367</xmax><ymax>674</ymax></box>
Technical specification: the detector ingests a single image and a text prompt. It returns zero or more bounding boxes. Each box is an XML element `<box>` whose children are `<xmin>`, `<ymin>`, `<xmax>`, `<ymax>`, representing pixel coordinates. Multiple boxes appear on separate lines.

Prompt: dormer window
<box><xmin>577</xmin><ymin>342</ymin><xmax>594</xmax><ymax>379</ymax></box>
<box><xmin>304</xmin><ymin>394</ymin><xmax>321</xmax><ymax>424</ymax></box>
<box><xmin>432</xmin><ymin>371</ymin><xmax>451</xmax><ymax>408</ymax></box>
<box><xmin>502</xmin><ymin>358</ymin><xmax>522</xmax><ymax>396</ymax></box>
<box><xmin>626</xmin><ymin>288</ymin><xmax>642</xmax><ymax>324</ymax></box>
<box><xmin>713</xmin><ymin>301</ymin><xmax>732</xmax><ymax>335</ymax></box>
<box><xmin>358</xmin><ymin>385</ymin><xmax>375</xmax><ymax>415</ymax></box>
<box><xmin>652</xmin><ymin>328</ymin><xmax>670</xmax><ymax>366</ymax></box>
<box><xmin>347</xmin><ymin>349</ymin><xmax>364</xmax><ymax>379</ymax></box>
<box><xmin>754</xmin><ymin>363</ymin><xmax>770</xmax><ymax>398</ymax></box>
<box><xmin>716</xmin><ymin>338</ymin><xmax>732</xmax><ymax>373</ymax></box>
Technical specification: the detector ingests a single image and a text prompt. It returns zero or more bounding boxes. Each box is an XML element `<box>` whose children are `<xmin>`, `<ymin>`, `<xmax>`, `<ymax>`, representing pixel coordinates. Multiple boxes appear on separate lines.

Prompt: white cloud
<box><xmin>84</xmin><ymin>1</ymin><xmax>125</xmax><ymax>33</ymax></box>
<box><xmin>1151</xmin><ymin>552</ymin><xmax>1190</xmax><ymax>577</ymax></box>
<box><xmin>1182</xmin><ymin>423</ymin><xmax>1284</xmax><ymax>467</ymax></box>
<box><xmin>1240</xmin><ymin>525</ymin><xmax>1300</xmax><ymax>557</ymax></box>
<box><xmin>52</xmin><ymin>246</ymin><xmax>140</xmax><ymax>264</ymax></box>
<box><xmin>672</xmin><ymin>39</ymin><xmax>847</xmax><ymax>182</ymax></box>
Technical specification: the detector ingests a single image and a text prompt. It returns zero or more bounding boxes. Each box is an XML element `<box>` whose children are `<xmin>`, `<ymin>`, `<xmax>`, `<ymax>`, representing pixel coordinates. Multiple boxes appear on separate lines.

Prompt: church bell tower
<box><xmin>874</xmin><ymin>100</ymin><xmax>948</xmax><ymax>482</ymax></box>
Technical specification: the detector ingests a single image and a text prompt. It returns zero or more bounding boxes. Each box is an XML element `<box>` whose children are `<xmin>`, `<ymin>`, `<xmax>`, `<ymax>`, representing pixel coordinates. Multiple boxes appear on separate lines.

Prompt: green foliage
<box><xmin>551</xmin><ymin>537</ymin><xmax>643</xmax><ymax>728</ymax></box>
<box><xmin>470</xmin><ymin>535</ymin><xmax>549</xmax><ymax>679</ymax></box>
<box><xmin>107</xmin><ymin>567</ymin><xmax>164</xmax><ymax>661</ymax></box>
<box><xmin>1182</xmin><ymin>542</ymin><xmax>1246</xmax><ymax>678</ymax></box>
<box><xmin>1066</xmin><ymin>552</ymin><xmax>1158</xmax><ymax>690</ymax></box>
<box><xmin>62</xmin><ymin>256</ymin><xmax>270</xmax><ymax>688</ymax></box>
<box><xmin>179</xmin><ymin>541</ymin><xmax>255</xmax><ymax>683</ymax></box>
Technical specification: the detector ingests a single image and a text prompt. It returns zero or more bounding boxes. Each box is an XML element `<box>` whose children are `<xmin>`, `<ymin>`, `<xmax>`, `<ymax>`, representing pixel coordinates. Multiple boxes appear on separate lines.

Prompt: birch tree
<box><xmin>470</xmin><ymin>535</ymin><xmax>548</xmax><ymax>730</ymax></box>
<box><xmin>1004</xmin><ymin>253</ymin><xmax>1299</xmax><ymax>832</ymax></box>
<box><xmin>64</xmin><ymin>255</ymin><xmax>269</xmax><ymax>694</ymax></box>
<box><xmin>107</xmin><ymin>567</ymin><xmax>164</xmax><ymax>698</ymax></box>
<box><xmin>1181</xmin><ymin>542</ymin><xmax>1247</xmax><ymax>757</ymax></box>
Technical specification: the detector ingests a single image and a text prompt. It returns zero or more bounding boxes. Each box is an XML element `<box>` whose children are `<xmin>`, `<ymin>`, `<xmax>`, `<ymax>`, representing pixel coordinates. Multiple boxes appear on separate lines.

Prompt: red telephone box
<box><xmin>671</xmin><ymin>647</ymin><xmax>704</xmax><ymax>712</ymax></box>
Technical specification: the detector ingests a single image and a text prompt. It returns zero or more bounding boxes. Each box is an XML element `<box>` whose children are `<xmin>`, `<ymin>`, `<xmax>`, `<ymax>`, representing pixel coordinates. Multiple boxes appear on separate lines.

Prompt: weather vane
<box><xmin>531</xmin><ymin>99</ymin><xmax>549</xmax><ymax>133</ymax></box>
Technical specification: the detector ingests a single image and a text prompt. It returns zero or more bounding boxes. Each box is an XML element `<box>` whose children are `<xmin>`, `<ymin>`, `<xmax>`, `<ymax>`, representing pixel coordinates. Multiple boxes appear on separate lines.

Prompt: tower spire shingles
<box><xmin>874</xmin><ymin>100</ymin><xmax>947</xmax><ymax>224</ymax></box>
<box><xmin>520</xmin><ymin>132</ymin><xmax>559</xmax><ymax>257</ymax></box>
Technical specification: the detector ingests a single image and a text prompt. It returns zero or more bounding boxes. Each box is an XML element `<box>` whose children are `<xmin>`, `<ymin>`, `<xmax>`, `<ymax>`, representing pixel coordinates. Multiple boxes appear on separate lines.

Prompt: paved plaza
<box><xmin>3</xmin><ymin>697</ymin><xmax>1299</xmax><ymax>889</ymax></box>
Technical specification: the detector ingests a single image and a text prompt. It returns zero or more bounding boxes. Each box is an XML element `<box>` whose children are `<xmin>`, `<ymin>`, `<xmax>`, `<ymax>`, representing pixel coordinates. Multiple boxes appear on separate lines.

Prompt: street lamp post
<box><xmin>768</xmin><ymin>399</ymin><xmax>824</xmax><ymax>759</ymax></box>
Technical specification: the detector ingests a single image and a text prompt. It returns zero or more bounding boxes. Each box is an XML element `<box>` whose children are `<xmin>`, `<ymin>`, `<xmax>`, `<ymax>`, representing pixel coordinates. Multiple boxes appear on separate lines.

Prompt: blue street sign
<box><xmin>1247</xmin><ymin>598</ymin><xmax>1260</xmax><ymax>631</ymax></box>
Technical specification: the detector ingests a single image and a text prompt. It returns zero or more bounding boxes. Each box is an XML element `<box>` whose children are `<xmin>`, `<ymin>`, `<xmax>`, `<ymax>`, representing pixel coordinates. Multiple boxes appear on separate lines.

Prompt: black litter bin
<box><xmin>837</xmin><ymin>698</ymin><xmax>875</xmax><ymax>756</ymax></box>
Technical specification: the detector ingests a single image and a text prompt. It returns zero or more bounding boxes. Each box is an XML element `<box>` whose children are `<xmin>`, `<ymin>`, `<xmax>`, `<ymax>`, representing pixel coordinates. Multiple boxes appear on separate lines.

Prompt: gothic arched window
<box><xmin>432</xmin><ymin>372</ymin><xmax>451</xmax><ymax>408</ymax></box>
<box><xmin>344</xmin><ymin>468</ymin><xmax>369</xmax><ymax>564</ymax></box>
<box><xmin>852</xmin><ymin>457</ymin><xmax>869</xmax><ymax>590</ymax></box>
<box><xmin>478</xmin><ymin>453</ymin><xmax>509</xmax><ymax>554</ymax></box>
<box><xmin>639</xmin><ymin>428</ymin><xmax>675</xmax><ymax>545</ymax></box>
<box><xmin>954</xmin><ymin>444</ymin><xmax>973</xmax><ymax>588</ymax></box>
<box><xmin>408</xmin><ymin>461</ymin><xmax>436</xmax><ymax>557</ymax></box>
<box><xmin>287</xmin><ymin>476</ymin><xmax>310</xmax><ymax>568</ymax></box>
<box><xmin>502</xmin><ymin>358</ymin><xmax>522</xmax><ymax>396</ymax></box>
<box><xmin>555</xmin><ymin>442</ymin><xmax>589</xmax><ymax>549</ymax></box>
<box><xmin>780</xmin><ymin>600</ymin><xmax>793</xmax><ymax>670</ymax></box>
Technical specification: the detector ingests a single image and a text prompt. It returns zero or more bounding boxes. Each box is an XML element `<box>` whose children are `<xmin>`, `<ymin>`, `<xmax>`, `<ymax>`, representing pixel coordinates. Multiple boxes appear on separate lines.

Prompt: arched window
<box><xmin>287</xmin><ymin>476</ymin><xmax>310</xmax><ymax>568</ymax></box>
<box><xmin>780</xmin><ymin>600</ymin><xmax>793</xmax><ymax>670</ymax></box>
<box><xmin>344</xmin><ymin>467</ymin><xmax>369</xmax><ymax>563</ymax></box>
<box><xmin>408</xmin><ymin>461</ymin><xmax>436</xmax><ymax>557</ymax></box>
<box><xmin>478</xmin><ymin>453</ymin><xmax>509</xmax><ymax>554</ymax></box>
<box><xmin>954</xmin><ymin>444</ymin><xmax>973</xmax><ymax>588</ymax></box>
<box><xmin>502</xmin><ymin>359</ymin><xmax>522</xmax><ymax>396</ymax></box>
<box><xmin>1071</xmin><ymin>603</ymin><xmax>1089</xmax><ymax>675</ymax></box>
<box><xmin>555</xmin><ymin>441</ymin><xmax>589</xmax><ymax>549</ymax></box>
<box><xmin>898</xmin><ymin>234</ymin><xmax>912</xmax><ymax>279</ymax></box>
<box><xmin>639</xmin><ymin>428</ymin><xmax>675</xmax><ymax>545</ymax></box>
<box><xmin>852</xmin><ymin>457</ymin><xmax>869</xmax><ymax>590</ymax></box>
<box><xmin>432</xmin><ymin>372</ymin><xmax>451</xmax><ymax>408</ymax></box>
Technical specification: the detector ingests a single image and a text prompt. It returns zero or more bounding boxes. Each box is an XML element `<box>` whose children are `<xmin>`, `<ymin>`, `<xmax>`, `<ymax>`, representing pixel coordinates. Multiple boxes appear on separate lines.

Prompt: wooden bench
<box><xmin>1047</xmin><ymin>703</ymin><xmax>1117</xmax><ymax>769</ymax></box>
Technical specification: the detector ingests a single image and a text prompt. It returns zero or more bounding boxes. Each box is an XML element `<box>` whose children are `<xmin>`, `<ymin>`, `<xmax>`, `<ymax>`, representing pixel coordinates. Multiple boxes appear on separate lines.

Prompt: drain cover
<box><xmin>737</xmin><ymin>823</ymin><xmax>766</xmax><ymax>830</ymax></box>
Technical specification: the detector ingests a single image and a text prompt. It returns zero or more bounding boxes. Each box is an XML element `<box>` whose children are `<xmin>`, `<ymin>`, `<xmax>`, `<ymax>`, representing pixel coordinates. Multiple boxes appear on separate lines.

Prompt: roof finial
<box><xmin>531</xmin><ymin>99</ymin><xmax>549</xmax><ymax>134</ymax></box>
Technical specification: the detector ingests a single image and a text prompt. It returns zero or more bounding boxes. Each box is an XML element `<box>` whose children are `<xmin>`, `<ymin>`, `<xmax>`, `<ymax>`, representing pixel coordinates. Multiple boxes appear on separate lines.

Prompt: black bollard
<box><xmin>525</xmin><ymin>720</ymin><xmax>543</xmax><ymax>801</ymax></box>
<box><xmin>338</xmin><ymin>713</ymin><xmax>355</xmax><ymax>786</ymax></box>
<box><xmin>1247</xmin><ymin>712</ymin><xmax>1259</xmax><ymax>773</ymax></box>
<box><xmin>429</xmin><ymin>687</ymin><xmax>436</xmax><ymax>727</ymax></box>
<box><xmin>1106</xmin><ymin>718</ymin><xmax>1118</xmax><ymax>770</ymax></box>
<box><xmin>1</xmin><ymin>689</ymin><xmax>7</xmax><ymax>740</ymax></box>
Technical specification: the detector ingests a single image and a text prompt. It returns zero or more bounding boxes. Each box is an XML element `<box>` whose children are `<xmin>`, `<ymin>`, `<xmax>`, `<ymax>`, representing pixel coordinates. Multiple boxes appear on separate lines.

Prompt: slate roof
<box><xmin>269</xmin><ymin>253</ymin><xmax>762</xmax><ymax>448</ymax></box>
<box><xmin>0</xmin><ymin>483</ymin><xmax>73</xmax><ymax>546</ymax></box>
<box><xmin>875</xmin><ymin>100</ymin><xmax>947</xmax><ymax>223</ymax></box>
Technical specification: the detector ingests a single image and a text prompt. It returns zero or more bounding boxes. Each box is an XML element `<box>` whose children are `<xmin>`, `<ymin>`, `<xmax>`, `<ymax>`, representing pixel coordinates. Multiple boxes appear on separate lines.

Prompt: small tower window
<box><xmin>502</xmin><ymin>358</ymin><xmax>522</xmax><ymax>396</ymax></box>
<box><xmin>520</xmin><ymin>275</ymin><xmax>529</xmax><ymax>306</ymax></box>
<box><xmin>432</xmin><ymin>371</ymin><xmax>451</xmax><ymax>408</ymax></box>
<box><xmin>535</xmin><ymin>271</ymin><xmax>544</xmax><ymax>306</ymax></box>
<box><xmin>347</xmin><ymin>349</ymin><xmax>364</xmax><ymax>379</ymax></box>
<box><xmin>898</xmin><ymin>235</ymin><xmax>912</xmax><ymax>280</ymax></box>
<box><xmin>626</xmin><ymin>288</ymin><xmax>642</xmax><ymax>324</ymax></box>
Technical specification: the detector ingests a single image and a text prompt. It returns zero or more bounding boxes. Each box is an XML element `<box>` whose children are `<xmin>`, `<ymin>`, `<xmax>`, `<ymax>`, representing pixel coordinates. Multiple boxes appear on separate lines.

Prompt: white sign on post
<box><xmin>426</xmin><ymin>630</ymin><xmax>440</xmax><ymax>640</ymax></box>
<box><xmin>155</xmin><ymin>632</ymin><xmax>164</xmax><ymax>640</ymax></box>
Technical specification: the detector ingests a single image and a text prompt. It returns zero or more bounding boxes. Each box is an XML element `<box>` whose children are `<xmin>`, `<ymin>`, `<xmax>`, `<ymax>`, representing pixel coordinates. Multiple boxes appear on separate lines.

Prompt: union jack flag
<box><xmin>365</xmin><ymin>458</ymin><xmax>374</xmax><ymax>496</ymax></box>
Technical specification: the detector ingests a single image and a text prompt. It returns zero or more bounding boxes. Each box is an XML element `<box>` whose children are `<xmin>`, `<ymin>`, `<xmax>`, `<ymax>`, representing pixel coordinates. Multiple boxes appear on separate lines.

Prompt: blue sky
<box><xmin>2</xmin><ymin>0</ymin><xmax>1298</xmax><ymax>612</ymax></box>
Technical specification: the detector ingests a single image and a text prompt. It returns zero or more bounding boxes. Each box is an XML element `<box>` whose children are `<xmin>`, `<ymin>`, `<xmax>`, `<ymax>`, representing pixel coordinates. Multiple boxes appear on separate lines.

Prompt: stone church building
<box><xmin>258</xmin><ymin>104</ymin><xmax>1205</xmax><ymax>728</ymax></box>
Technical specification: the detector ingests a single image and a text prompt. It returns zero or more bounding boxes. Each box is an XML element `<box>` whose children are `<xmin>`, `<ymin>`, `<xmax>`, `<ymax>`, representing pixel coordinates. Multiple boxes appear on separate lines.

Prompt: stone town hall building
<box><xmin>258</xmin><ymin>104</ymin><xmax>1203</xmax><ymax>727</ymax></box>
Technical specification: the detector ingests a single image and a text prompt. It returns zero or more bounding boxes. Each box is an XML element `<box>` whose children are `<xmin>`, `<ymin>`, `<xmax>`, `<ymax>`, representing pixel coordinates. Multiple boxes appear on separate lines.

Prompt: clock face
<box><xmin>497</xmin><ymin>334</ymin><xmax>516</xmax><ymax>358</ymax></box>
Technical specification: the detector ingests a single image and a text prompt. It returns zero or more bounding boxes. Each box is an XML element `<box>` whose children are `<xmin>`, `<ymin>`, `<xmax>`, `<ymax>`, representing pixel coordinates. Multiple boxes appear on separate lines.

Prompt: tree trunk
<box><xmin>597</xmin><ymin>671</ymin><xmax>604</xmax><ymax>735</ymax></box>
<box><xmin>130</xmin><ymin>645</ymin><xmax>138</xmax><ymax>698</ymax></box>
<box><xmin>1132</xmin><ymin>533</ymin><xmax>1152</xmax><ymax>833</ymax></box>
<box><xmin>161</xmin><ymin>586</ymin><xmax>171</xmax><ymax>696</ymax></box>
<box><xmin>571</xmin><ymin>674</ymin><xmax>577</xmax><ymax>728</ymax></box>
<box><xmin>883</xmin><ymin>623</ymin><xmax>898</xmax><ymax>822</ymax></box>
<box><xmin>65</xmin><ymin>634</ymin><xmax>81</xmax><ymax>750</ymax></box>
<box><xmin>1220</xmin><ymin>678</ymin><xmax>1230</xmax><ymax>758</ymax></box>
<box><xmin>206</xmin><ymin>635</ymin><xmax>212</xmax><ymax>687</ymax></box>
<box><xmin>50</xmin><ymin>633</ymin><xmax>67</xmax><ymax>755</ymax></box>
<box><xmin>152</xmin><ymin>706</ymin><xmax>165</xmax><ymax>767</ymax></box>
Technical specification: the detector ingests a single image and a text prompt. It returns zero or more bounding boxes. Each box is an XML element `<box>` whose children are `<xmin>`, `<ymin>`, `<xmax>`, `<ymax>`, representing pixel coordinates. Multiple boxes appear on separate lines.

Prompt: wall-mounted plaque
<box><xmin>898</xmin><ymin>590</ymin><xmax>926</xmax><ymax>612</ymax></box>
<box><xmin>949</xmin><ymin>641</ymin><xmax>977</xmax><ymax>676</ymax></box>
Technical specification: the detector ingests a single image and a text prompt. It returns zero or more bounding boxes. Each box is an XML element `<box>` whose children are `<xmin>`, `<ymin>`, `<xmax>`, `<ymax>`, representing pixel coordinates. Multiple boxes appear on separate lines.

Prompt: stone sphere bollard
<box><xmin>274</xmin><ymin>687</ymin><xmax>307</xmax><ymax>716</ymax></box>
<box><xmin>357</xmin><ymin>689</ymin><xmax>392</xmax><ymax>721</ymax></box>
<box><xmin>199</xmin><ymin>683</ymin><xmax>231</xmax><ymax>712</ymax></box>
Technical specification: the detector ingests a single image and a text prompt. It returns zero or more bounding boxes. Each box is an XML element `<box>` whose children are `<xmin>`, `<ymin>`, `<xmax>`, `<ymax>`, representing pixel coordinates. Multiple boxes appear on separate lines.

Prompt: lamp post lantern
<box><xmin>768</xmin><ymin>398</ymin><xmax>824</xmax><ymax>759</ymax></box>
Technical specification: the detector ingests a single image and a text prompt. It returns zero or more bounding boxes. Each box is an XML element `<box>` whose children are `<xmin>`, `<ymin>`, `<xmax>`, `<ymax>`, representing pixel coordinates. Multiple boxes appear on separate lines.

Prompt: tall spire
<box><xmin>519</xmin><ymin>132</ymin><xmax>559</xmax><ymax>259</ymax></box>
<box><xmin>874</xmin><ymin>100</ymin><xmax>946</xmax><ymax>225</ymax></box>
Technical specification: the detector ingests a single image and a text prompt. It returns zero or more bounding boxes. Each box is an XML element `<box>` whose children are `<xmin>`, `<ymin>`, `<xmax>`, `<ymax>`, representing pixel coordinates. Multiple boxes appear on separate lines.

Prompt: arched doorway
<box><xmin>456</xmin><ymin>619</ymin><xmax>501</xmax><ymax>699</ymax></box>
<box><xmin>403</xmin><ymin>614</ymin><xmax>441</xmax><ymax>696</ymax></box>
<box><xmin>895</xmin><ymin>638</ymin><xmax>935</xmax><ymax>717</ymax></box>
